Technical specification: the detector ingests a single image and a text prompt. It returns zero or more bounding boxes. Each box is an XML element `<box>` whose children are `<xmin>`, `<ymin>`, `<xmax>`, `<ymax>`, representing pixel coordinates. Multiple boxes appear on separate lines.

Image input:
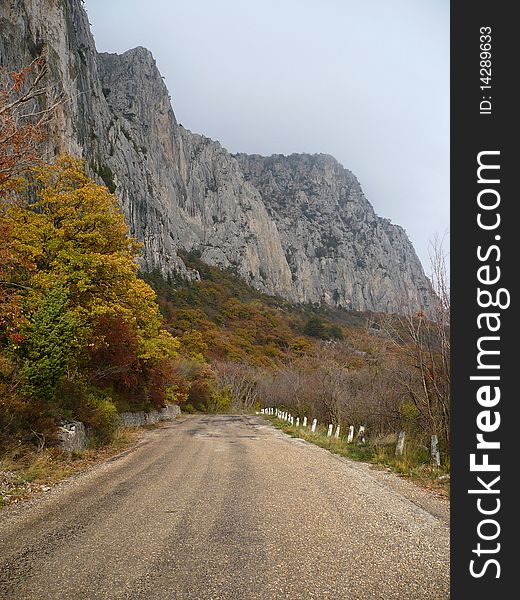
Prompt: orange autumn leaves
<box><xmin>0</xmin><ymin>58</ymin><xmax>49</xmax><ymax>189</ymax></box>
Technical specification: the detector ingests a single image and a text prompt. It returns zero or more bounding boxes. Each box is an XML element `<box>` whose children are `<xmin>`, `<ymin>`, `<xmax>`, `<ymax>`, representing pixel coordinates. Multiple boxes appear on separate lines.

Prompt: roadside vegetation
<box><xmin>0</xmin><ymin>426</ymin><xmax>144</xmax><ymax>507</ymax></box>
<box><xmin>264</xmin><ymin>416</ymin><xmax>450</xmax><ymax>495</ymax></box>
<box><xmin>0</xmin><ymin>153</ymin><xmax>182</xmax><ymax>446</ymax></box>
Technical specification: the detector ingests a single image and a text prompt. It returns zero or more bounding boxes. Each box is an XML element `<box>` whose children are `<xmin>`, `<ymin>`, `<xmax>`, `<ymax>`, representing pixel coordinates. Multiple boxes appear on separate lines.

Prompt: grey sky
<box><xmin>85</xmin><ymin>0</ymin><xmax>449</xmax><ymax>272</ymax></box>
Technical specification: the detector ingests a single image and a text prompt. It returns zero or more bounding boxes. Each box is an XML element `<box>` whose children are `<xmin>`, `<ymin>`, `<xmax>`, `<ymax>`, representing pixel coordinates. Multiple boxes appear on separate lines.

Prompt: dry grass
<box><xmin>0</xmin><ymin>426</ymin><xmax>144</xmax><ymax>507</ymax></box>
<box><xmin>265</xmin><ymin>416</ymin><xmax>450</xmax><ymax>497</ymax></box>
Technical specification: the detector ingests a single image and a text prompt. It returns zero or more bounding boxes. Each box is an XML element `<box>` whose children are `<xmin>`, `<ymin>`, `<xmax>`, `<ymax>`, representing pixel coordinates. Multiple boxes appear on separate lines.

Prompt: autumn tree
<box><xmin>0</xmin><ymin>56</ymin><xmax>59</xmax><ymax>338</ymax></box>
<box><xmin>1</xmin><ymin>156</ymin><xmax>179</xmax><ymax>442</ymax></box>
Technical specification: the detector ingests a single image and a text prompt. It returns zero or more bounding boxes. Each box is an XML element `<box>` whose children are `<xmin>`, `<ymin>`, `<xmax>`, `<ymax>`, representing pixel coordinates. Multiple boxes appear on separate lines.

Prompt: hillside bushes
<box><xmin>148</xmin><ymin>261</ymin><xmax>450</xmax><ymax>463</ymax></box>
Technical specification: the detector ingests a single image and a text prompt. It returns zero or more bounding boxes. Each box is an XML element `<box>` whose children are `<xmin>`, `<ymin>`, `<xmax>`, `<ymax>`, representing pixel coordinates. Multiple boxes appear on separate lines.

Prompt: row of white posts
<box><xmin>259</xmin><ymin>408</ymin><xmax>441</xmax><ymax>465</ymax></box>
<box><xmin>259</xmin><ymin>407</ymin><xmax>366</xmax><ymax>445</ymax></box>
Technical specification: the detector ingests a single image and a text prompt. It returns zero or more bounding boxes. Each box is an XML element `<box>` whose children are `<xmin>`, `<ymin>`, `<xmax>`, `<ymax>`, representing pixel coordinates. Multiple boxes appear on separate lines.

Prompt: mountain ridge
<box><xmin>0</xmin><ymin>0</ymin><xmax>435</xmax><ymax>313</ymax></box>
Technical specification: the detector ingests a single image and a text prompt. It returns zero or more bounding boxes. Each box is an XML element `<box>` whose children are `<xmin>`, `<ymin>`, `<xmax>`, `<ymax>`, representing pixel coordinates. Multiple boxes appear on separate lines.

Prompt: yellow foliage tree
<box><xmin>4</xmin><ymin>156</ymin><xmax>178</xmax><ymax>358</ymax></box>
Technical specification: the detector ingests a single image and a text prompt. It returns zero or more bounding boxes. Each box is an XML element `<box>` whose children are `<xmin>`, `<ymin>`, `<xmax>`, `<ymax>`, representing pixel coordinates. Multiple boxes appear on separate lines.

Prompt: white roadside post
<box><xmin>347</xmin><ymin>425</ymin><xmax>354</xmax><ymax>443</ymax></box>
<box><xmin>357</xmin><ymin>425</ymin><xmax>366</xmax><ymax>444</ymax></box>
<box><xmin>296</xmin><ymin>417</ymin><xmax>300</xmax><ymax>427</ymax></box>
<box><xmin>327</xmin><ymin>424</ymin><xmax>333</xmax><ymax>437</ymax></box>
<box><xmin>303</xmin><ymin>417</ymin><xmax>307</xmax><ymax>427</ymax></box>
<box><xmin>395</xmin><ymin>430</ymin><xmax>406</xmax><ymax>456</ymax></box>
<box><xmin>290</xmin><ymin>415</ymin><xmax>294</xmax><ymax>425</ymax></box>
<box><xmin>334</xmin><ymin>425</ymin><xmax>340</xmax><ymax>439</ymax></box>
<box><xmin>311</xmin><ymin>419</ymin><xmax>317</xmax><ymax>433</ymax></box>
<box><xmin>431</xmin><ymin>435</ymin><xmax>441</xmax><ymax>466</ymax></box>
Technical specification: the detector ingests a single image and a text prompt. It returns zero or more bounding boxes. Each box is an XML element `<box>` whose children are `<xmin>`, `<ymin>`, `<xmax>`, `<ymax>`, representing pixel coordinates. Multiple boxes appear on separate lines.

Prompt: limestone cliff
<box><xmin>235</xmin><ymin>153</ymin><xmax>433</xmax><ymax>311</ymax></box>
<box><xmin>0</xmin><ymin>0</ymin><xmax>435</xmax><ymax>312</ymax></box>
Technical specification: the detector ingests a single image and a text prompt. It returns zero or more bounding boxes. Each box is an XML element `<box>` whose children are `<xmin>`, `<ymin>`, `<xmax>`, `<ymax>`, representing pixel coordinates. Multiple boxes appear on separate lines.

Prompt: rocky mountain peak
<box><xmin>0</xmin><ymin>0</ymin><xmax>436</xmax><ymax>313</ymax></box>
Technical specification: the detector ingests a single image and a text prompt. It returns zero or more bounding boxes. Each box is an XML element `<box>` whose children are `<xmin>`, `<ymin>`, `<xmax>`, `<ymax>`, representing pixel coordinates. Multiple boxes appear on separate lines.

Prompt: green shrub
<box><xmin>207</xmin><ymin>385</ymin><xmax>232</xmax><ymax>413</ymax></box>
<box><xmin>78</xmin><ymin>388</ymin><xmax>118</xmax><ymax>443</ymax></box>
<box><xmin>18</xmin><ymin>286</ymin><xmax>78</xmax><ymax>403</ymax></box>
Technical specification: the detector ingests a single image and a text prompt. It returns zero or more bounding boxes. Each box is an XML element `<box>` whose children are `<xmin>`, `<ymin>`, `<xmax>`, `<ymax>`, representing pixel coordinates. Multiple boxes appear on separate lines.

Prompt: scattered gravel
<box><xmin>0</xmin><ymin>471</ymin><xmax>52</xmax><ymax>506</ymax></box>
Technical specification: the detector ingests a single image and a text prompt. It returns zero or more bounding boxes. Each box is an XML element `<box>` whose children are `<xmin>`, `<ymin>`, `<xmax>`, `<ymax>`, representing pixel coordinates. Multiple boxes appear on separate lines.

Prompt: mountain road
<box><xmin>0</xmin><ymin>415</ymin><xmax>449</xmax><ymax>599</ymax></box>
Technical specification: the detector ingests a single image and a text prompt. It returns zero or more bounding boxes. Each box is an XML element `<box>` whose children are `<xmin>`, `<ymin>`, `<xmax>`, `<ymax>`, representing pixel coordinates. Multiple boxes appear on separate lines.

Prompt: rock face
<box><xmin>236</xmin><ymin>153</ymin><xmax>433</xmax><ymax>311</ymax></box>
<box><xmin>0</xmin><ymin>0</ymin><xmax>435</xmax><ymax>312</ymax></box>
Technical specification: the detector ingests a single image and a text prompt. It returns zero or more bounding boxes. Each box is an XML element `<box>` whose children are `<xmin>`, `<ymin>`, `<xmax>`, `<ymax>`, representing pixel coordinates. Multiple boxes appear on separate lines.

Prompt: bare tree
<box><xmin>0</xmin><ymin>56</ymin><xmax>63</xmax><ymax>187</ymax></box>
<box><xmin>214</xmin><ymin>362</ymin><xmax>259</xmax><ymax>409</ymax></box>
<box><xmin>377</xmin><ymin>237</ymin><xmax>451</xmax><ymax>447</ymax></box>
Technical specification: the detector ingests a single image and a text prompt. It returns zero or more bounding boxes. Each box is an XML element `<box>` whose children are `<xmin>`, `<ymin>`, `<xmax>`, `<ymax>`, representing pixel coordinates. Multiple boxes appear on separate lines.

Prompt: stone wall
<box><xmin>119</xmin><ymin>404</ymin><xmax>181</xmax><ymax>427</ymax></box>
<box><xmin>58</xmin><ymin>405</ymin><xmax>181</xmax><ymax>452</ymax></box>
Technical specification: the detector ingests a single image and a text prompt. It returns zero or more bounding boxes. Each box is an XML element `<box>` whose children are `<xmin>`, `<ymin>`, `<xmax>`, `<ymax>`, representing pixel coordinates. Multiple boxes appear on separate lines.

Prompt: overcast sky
<box><xmin>85</xmin><ymin>0</ymin><xmax>449</xmax><ymax>272</ymax></box>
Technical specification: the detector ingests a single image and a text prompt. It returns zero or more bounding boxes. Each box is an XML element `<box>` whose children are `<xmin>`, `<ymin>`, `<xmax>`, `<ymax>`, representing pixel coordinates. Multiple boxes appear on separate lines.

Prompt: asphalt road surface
<box><xmin>0</xmin><ymin>415</ymin><xmax>450</xmax><ymax>599</ymax></box>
